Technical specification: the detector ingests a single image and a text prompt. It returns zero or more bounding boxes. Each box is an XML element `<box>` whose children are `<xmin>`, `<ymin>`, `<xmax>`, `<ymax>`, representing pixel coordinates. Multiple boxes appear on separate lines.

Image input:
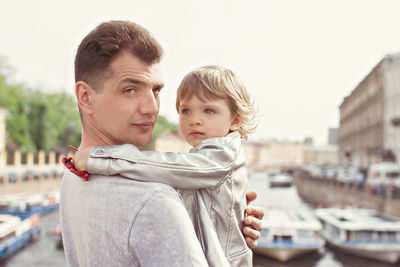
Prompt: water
<box><xmin>248</xmin><ymin>172</ymin><xmax>397</xmax><ymax>267</ymax></box>
<box><xmin>1</xmin><ymin>173</ymin><xmax>398</xmax><ymax>266</ymax></box>
<box><xmin>0</xmin><ymin>210</ymin><xmax>66</xmax><ymax>267</ymax></box>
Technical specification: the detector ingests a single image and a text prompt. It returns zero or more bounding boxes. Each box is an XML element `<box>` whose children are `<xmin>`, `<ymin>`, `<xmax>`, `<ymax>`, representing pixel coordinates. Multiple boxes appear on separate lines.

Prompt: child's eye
<box><xmin>205</xmin><ymin>109</ymin><xmax>215</xmax><ymax>114</ymax></box>
<box><xmin>181</xmin><ymin>108</ymin><xmax>191</xmax><ymax>114</ymax></box>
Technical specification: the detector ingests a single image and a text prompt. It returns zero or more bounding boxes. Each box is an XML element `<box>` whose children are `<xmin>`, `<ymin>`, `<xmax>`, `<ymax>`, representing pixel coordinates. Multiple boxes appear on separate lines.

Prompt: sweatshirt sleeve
<box><xmin>129</xmin><ymin>189</ymin><xmax>209</xmax><ymax>266</ymax></box>
<box><xmin>87</xmin><ymin>135</ymin><xmax>240</xmax><ymax>190</ymax></box>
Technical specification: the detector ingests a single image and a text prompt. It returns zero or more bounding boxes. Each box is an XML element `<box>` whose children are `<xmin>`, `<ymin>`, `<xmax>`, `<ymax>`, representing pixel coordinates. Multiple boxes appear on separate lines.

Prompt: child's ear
<box><xmin>230</xmin><ymin>115</ymin><xmax>243</xmax><ymax>131</ymax></box>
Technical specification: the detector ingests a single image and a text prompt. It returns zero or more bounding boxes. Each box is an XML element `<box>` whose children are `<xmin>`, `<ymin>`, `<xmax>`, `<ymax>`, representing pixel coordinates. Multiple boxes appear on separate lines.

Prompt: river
<box><xmin>248</xmin><ymin>172</ymin><xmax>395</xmax><ymax>267</ymax></box>
<box><xmin>0</xmin><ymin>173</ymin><xmax>397</xmax><ymax>266</ymax></box>
<box><xmin>0</xmin><ymin>209</ymin><xmax>65</xmax><ymax>267</ymax></box>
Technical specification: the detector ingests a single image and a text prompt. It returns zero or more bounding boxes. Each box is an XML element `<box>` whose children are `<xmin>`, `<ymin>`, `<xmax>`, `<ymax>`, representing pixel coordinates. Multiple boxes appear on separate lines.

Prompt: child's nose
<box><xmin>190</xmin><ymin>114</ymin><xmax>202</xmax><ymax>125</ymax></box>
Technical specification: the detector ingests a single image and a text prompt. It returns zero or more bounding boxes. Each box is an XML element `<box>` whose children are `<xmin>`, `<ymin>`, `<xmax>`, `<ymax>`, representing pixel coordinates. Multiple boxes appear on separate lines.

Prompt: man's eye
<box><xmin>153</xmin><ymin>87</ymin><xmax>162</xmax><ymax>94</ymax></box>
<box><xmin>124</xmin><ymin>88</ymin><xmax>135</xmax><ymax>94</ymax></box>
<box><xmin>205</xmin><ymin>109</ymin><xmax>215</xmax><ymax>114</ymax></box>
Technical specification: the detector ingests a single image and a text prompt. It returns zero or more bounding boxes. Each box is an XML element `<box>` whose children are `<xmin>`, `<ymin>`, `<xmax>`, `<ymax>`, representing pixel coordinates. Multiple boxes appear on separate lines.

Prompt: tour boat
<box><xmin>0</xmin><ymin>192</ymin><xmax>59</xmax><ymax>219</ymax></box>
<box><xmin>269</xmin><ymin>173</ymin><xmax>293</xmax><ymax>187</ymax></box>
<box><xmin>252</xmin><ymin>207</ymin><xmax>324</xmax><ymax>262</ymax></box>
<box><xmin>0</xmin><ymin>214</ymin><xmax>40</xmax><ymax>260</ymax></box>
<box><xmin>315</xmin><ymin>207</ymin><xmax>400</xmax><ymax>264</ymax></box>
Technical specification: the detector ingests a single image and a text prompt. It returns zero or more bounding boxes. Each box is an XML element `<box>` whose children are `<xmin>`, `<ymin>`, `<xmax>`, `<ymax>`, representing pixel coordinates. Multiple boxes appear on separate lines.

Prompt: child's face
<box><xmin>178</xmin><ymin>95</ymin><xmax>242</xmax><ymax>147</ymax></box>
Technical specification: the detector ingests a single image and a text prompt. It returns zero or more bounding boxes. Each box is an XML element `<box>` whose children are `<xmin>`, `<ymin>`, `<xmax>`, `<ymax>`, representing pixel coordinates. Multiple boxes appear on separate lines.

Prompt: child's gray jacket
<box><xmin>87</xmin><ymin>132</ymin><xmax>252</xmax><ymax>267</ymax></box>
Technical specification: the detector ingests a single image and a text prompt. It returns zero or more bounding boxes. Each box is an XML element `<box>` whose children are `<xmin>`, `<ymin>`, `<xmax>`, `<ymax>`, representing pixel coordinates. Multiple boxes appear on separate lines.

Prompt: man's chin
<box><xmin>129</xmin><ymin>136</ymin><xmax>153</xmax><ymax>147</ymax></box>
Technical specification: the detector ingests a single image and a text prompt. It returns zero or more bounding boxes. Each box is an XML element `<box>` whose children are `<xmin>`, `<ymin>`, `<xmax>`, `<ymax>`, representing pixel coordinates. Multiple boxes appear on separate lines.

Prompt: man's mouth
<box><xmin>132</xmin><ymin>121</ymin><xmax>155</xmax><ymax>131</ymax></box>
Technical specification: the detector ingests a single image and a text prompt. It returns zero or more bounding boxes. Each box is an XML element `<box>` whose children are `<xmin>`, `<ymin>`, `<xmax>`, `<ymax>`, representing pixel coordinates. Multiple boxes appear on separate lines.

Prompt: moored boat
<box><xmin>0</xmin><ymin>214</ymin><xmax>40</xmax><ymax>261</ymax></box>
<box><xmin>253</xmin><ymin>207</ymin><xmax>324</xmax><ymax>262</ymax></box>
<box><xmin>269</xmin><ymin>173</ymin><xmax>293</xmax><ymax>188</ymax></box>
<box><xmin>0</xmin><ymin>192</ymin><xmax>59</xmax><ymax>219</ymax></box>
<box><xmin>315</xmin><ymin>207</ymin><xmax>400</xmax><ymax>264</ymax></box>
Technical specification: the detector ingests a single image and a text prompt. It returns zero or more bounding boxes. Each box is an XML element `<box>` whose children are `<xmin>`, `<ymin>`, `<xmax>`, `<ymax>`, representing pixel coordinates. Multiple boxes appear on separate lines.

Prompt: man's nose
<box><xmin>139</xmin><ymin>90</ymin><xmax>159</xmax><ymax>115</ymax></box>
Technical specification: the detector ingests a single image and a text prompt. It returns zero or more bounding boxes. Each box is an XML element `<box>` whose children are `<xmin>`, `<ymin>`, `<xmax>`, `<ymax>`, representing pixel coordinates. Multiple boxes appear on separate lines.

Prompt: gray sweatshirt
<box><xmin>60</xmin><ymin>170</ymin><xmax>209</xmax><ymax>266</ymax></box>
<box><xmin>87</xmin><ymin>132</ymin><xmax>252</xmax><ymax>267</ymax></box>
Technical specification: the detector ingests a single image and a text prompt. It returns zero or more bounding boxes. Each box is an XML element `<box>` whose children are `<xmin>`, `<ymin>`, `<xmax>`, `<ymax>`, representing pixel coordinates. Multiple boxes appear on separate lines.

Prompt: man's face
<box><xmin>90</xmin><ymin>52</ymin><xmax>164</xmax><ymax>146</ymax></box>
<box><xmin>178</xmin><ymin>95</ymin><xmax>238</xmax><ymax>147</ymax></box>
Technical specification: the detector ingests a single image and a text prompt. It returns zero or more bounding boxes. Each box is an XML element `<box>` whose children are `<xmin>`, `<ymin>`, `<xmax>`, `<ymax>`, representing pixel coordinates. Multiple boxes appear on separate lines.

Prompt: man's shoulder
<box><xmin>61</xmin><ymin>170</ymin><xmax>181</xmax><ymax>206</ymax></box>
<box><xmin>61</xmin><ymin>170</ymin><xmax>184</xmax><ymax>228</ymax></box>
<box><xmin>63</xmin><ymin>169</ymin><xmax>176</xmax><ymax>189</ymax></box>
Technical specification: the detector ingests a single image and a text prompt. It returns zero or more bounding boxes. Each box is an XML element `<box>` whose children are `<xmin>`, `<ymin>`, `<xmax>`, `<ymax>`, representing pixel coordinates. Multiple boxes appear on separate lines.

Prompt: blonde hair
<box><xmin>176</xmin><ymin>65</ymin><xmax>256</xmax><ymax>140</ymax></box>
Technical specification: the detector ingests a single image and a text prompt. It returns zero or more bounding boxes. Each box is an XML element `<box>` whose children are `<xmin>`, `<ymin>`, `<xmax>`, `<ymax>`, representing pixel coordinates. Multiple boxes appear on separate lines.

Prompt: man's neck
<box><xmin>79</xmin><ymin>121</ymin><xmax>118</xmax><ymax>149</ymax></box>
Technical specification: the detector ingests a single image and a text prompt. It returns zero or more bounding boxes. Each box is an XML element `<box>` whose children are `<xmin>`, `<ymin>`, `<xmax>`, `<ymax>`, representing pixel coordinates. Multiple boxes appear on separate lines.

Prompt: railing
<box><xmin>294</xmin><ymin>170</ymin><xmax>400</xmax><ymax>217</ymax></box>
<box><xmin>393</xmin><ymin>186</ymin><xmax>400</xmax><ymax>200</ymax></box>
<box><xmin>297</xmin><ymin>170</ymin><xmax>400</xmax><ymax>200</ymax></box>
<box><xmin>0</xmin><ymin>150</ymin><xmax>72</xmax><ymax>194</ymax></box>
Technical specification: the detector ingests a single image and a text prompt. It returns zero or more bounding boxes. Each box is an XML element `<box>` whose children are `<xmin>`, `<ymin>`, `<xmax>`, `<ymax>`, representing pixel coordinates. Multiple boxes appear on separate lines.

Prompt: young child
<box><xmin>73</xmin><ymin>65</ymin><xmax>256</xmax><ymax>266</ymax></box>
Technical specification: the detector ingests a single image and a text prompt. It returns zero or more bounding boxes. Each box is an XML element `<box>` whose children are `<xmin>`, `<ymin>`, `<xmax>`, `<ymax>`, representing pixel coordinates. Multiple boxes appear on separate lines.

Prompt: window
<box><xmin>386</xmin><ymin>172</ymin><xmax>400</xmax><ymax>179</ymax></box>
<box><xmin>387</xmin><ymin>232</ymin><xmax>396</xmax><ymax>242</ymax></box>
<box><xmin>297</xmin><ymin>230</ymin><xmax>310</xmax><ymax>238</ymax></box>
<box><xmin>8</xmin><ymin>174</ymin><xmax>17</xmax><ymax>183</ymax></box>
<box><xmin>22</xmin><ymin>174</ymin><xmax>29</xmax><ymax>182</ymax></box>
<box><xmin>372</xmin><ymin>172</ymin><xmax>380</xmax><ymax>178</ymax></box>
<box><xmin>260</xmin><ymin>229</ymin><xmax>268</xmax><ymax>238</ymax></box>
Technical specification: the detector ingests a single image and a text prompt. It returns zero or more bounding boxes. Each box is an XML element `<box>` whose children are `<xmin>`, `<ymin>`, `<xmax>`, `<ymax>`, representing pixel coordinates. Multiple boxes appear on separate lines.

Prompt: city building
<box><xmin>242</xmin><ymin>142</ymin><xmax>263</xmax><ymax>170</ymax></box>
<box><xmin>154</xmin><ymin>130</ymin><xmax>191</xmax><ymax>152</ymax></box>
<box><xmin>244</xmin><ymin>140</ymin><xmax>304</xmax><ymax>170</ymax></box>
<box><xmin>328</xmin><ymin>127</ymin><xmax>338</xmax><ymax>145</ymax></box>
<box><xmin>338</xmin><ymin>53</ymin><xmax>400</xmax><ymax>167</ymax></box>
<box><xmin>0</xmin><ymin>108</ymin><xmax>8</xmax><ymax>167</ymax></box>
<box><xmin>303</xmin><ymin>145</ymin><xmax>338</xmax><ymax>165</ymax></box>
<box><xmin>154</xmin><ymin>130</ymin><xmax>338</xmax><ymax>171</ymax></box>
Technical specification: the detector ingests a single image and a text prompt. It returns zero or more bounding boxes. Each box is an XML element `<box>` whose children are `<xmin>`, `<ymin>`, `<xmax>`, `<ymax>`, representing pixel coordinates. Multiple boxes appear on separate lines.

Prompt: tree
<box><xmin>139</xmin><ymin>115</ymin><xmax>179</xmax><ymax>150</ymax></box>
<box><xmin>0</xmin><ymin>59</ymin><xmax>35</xmax><ymax>151</ymax></box>
<box><xmin>0</xmin><ymin>58</ymin><xmax>81</xmax><ymax>152</ymax></box>
<box><xmin>303</xmin><ymin>136</ymin><xmax>313</xmax><ymax>145</ymax></box>
<box><xmin>39</xmin><ymin>91</ymin><xmax>81</xmax><ymax>151</ymax></box>
<box><xmin>0</xmin><ymin>57</ymin><xmax>176</xmax><ymax>153</ymax></box>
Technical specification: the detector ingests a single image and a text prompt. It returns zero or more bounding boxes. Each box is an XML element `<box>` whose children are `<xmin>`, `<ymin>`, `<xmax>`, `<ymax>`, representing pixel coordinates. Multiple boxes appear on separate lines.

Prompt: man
<box><xmin>60</xmin><ymin>20</ymin><xmax>263</xmax><ymax>266</ymax></box>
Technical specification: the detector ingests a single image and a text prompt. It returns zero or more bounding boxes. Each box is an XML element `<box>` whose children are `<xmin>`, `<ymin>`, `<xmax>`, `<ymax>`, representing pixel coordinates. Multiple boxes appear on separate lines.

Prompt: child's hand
<box><xmin>72</xmin><ymin>147</ymin><xmax>91</xmax><ymax>172</ymax></box>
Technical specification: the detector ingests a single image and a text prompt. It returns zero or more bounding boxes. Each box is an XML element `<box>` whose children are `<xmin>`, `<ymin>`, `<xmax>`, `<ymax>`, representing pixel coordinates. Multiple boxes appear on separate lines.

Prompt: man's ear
<box><xmin>75</xmin><ymin>81</ymin><xmax>94</xmax><ymax>115</ymax></box>
<box><xmin>230</xmin><ymin>114</ymin><xmax>243</xmax><ymax>131</ymax></box>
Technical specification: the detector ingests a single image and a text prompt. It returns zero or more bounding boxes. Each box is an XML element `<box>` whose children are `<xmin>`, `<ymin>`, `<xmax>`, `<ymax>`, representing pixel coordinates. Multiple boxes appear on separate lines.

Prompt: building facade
<box><xmin>338</xmin><ymin>53</ymin><xmax>400</xmax><ymax>166</ymax></box>
<box><xmin>0</xmin><ymin>108</ymin><xmax>8</xmax><ymax>167</ymax></box>
<box><xmin>303</xmin><ymin>145</ymin><xmax>338</xmax><ymax>165</ymax></box>
<box><xmin>243</xmin><ymin>140</ymin><xmax>304</xmax><ymax>171</ymax></box>
<box><xmin>154</xmin><ymin>130</ymin><xmax>191</xmax><ymax>152</ymax></box>
<box><xmin>328</xmin><ymin>127</ymin><xmax>338</xmax><ymax>145</ymax></box>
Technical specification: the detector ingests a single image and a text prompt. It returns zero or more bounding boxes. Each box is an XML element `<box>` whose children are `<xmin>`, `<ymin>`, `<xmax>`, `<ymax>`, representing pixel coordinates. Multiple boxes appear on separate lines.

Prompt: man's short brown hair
<box><xmin>75</xmin><ymin>20</ymin><xmax>163</xmax><ymax>91</ymax></box>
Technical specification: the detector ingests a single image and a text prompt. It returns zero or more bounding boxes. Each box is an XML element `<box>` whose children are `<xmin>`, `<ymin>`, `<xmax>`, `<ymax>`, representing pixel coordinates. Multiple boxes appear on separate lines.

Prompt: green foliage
<box><xmin>139</xmin><ymin>115</ymin><xmax>179</xmax><ymax>151</ymax></box>
<box><xmin>0</xmin><ymin>58</ymin><xmax>177</xmax><ymax>152</ymax></box>
<box><xmin>0</xmin><ymin>59</ymin><xmax>81</xmax><ymax>152</ymax></box>
<box><xmin>25</xmin><ymin>90</ymin><xmax>81</xmax><ymax>152</ymax></box>
<box><xmin>0</xmin><ymin>62</ymin><xmax>34</xmax><ymax>151</ymax></box>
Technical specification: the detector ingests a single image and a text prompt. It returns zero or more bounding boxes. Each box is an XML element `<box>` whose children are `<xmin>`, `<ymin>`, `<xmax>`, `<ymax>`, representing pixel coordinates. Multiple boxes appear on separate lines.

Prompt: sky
<box><xmin>1</xmin><ymin>0</ymin><xmax>400</xmax><ymax>144</ymax></box>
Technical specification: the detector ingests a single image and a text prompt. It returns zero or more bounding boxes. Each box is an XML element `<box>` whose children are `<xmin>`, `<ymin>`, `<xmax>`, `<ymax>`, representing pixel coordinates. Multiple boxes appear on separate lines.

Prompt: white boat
<box><xmin>253</xmin><ymin>207</ymin><xmax>325</xmax><ymax>262</ymax></box>
<box><xmin>315</xmin><ymin>207</ymin><xmax>400</xmax><ymax>264</ymax></box>
<box><xmin>0</xmin><ymin>192</ymin><xmax>59</xmax><ymax>219</ymax></box>
<box><xmin>269</xmin><ymin>173</ymin><xmax>293</xmax><ymax>187</ymax></box>
<box><xmin>366</xmin><ymin>162</ymin><xmax>400</xmax><ymax>191</ymax></box>
<box><xmin>0</xmin><ymin>214</ymin><xmax>40</xmax><ymax>260</ymax></box>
